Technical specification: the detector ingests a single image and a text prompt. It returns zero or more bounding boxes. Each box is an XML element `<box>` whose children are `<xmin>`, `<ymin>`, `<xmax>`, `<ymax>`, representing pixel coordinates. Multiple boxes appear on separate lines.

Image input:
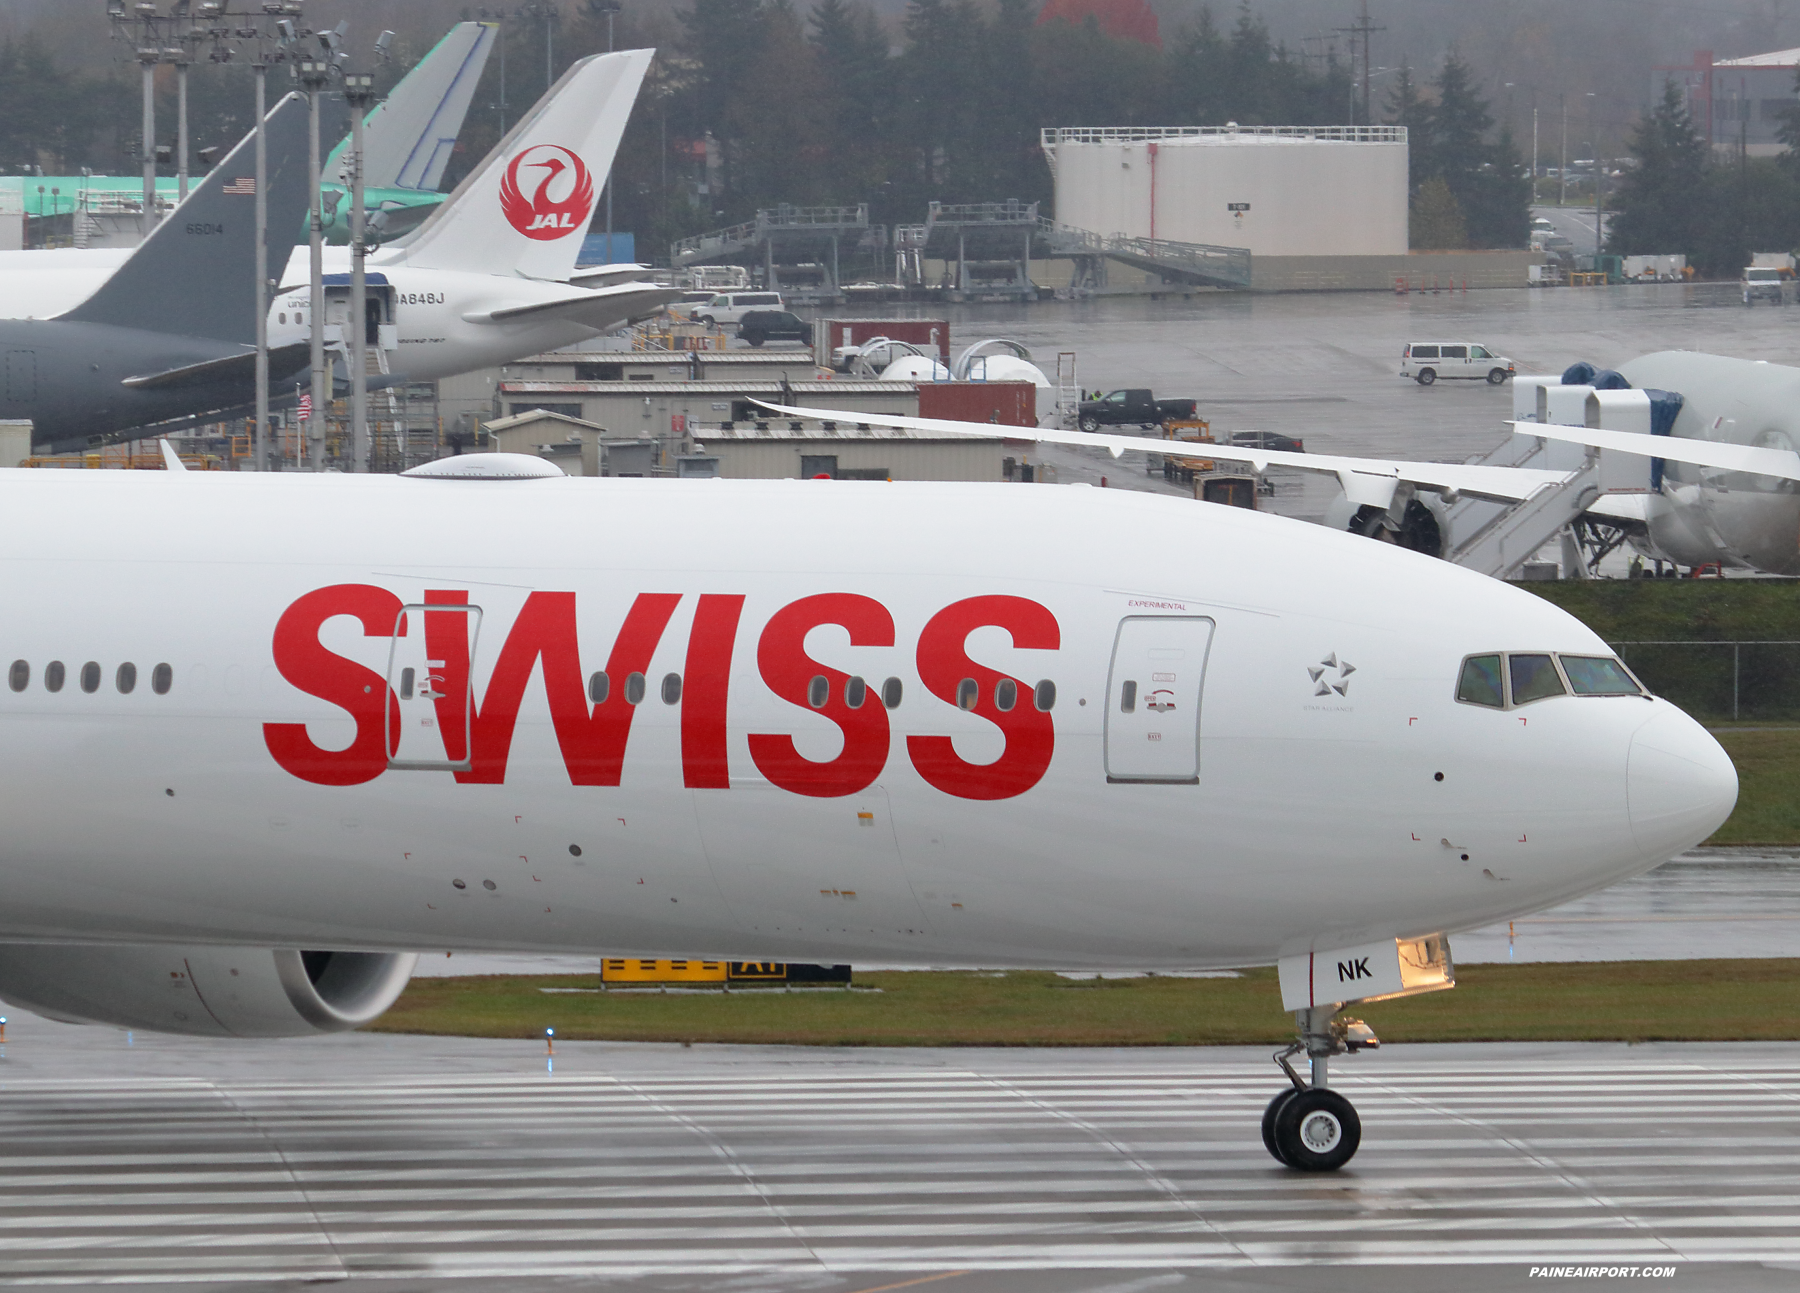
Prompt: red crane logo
<box><xmin>498</xmin><ymin>144</ymin><xmax>595</xmax><ymax>241</ymax></box>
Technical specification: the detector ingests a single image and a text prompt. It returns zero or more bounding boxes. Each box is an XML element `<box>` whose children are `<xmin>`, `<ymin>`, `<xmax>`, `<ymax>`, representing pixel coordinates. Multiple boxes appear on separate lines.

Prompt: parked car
<box><xmin>666</xmin><ymin>290</ymin><xmax>718</xmax><ymax>321</ymax></box>
<box><xmin>1400</xmin><ymin>342</ymin><xmax>1516</xmax><ymax>385</ymax></box>
<box><xmin>1076</xmin><ymin>388</ymin><xmax>1198</xmax><ymax>431</ymax></box>
<box><xmin>1742</xmin><ymin>266</ymin><xmax>1785</xmax><ymax>304</ymax></box>
<box><xmin>1230</xmin><ymin>430</ymin><xmax>1304</xmax><ymax>454</ymax></box>
<box><xmin>693</xmin><ymin>290</ymin><xmax>784</xmax><ymax>327</ymax></box>
<box><xmin>738</xmin><ymin>310</ymin><xmax>813</xmax><ymax>347</ymax></box>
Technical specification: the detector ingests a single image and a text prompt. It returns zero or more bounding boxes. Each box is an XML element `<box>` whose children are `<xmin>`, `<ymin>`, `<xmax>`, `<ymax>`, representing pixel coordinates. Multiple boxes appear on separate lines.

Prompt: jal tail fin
<box><xmin>398</xmin><ymin>48</ymin><xmax>653</xmax><ymax>282</ymax></box>
<box><xmin>326</xmin><ymin>21</ymin><xmax>497</xmax><ymax>192</ymax></box>
<box><xmin>61</xmin><ymin>92</ymin><xmax>323</xmax><ymax>346</ymax></box>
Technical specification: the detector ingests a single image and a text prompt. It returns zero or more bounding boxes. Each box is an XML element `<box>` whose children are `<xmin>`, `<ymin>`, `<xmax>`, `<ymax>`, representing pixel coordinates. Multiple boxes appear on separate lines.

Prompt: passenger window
<box><xmin>45</xmin><ymin>660</ymin><xmax>64</xmax><ymax>693</ymax></box>
<box><xmin>1034</xmin><ymin>679</ymin><xmax>1056</xmax><ymax>711</ymax></box>
<box><xmin>995</xmin><ymin>678</ymin><xmax>1017</xmax><ymax>712</ymax></box>
<box><xmin>116</xmin><ymin>663</ymin><xmax>136</xmax><ymax>694</ymax></box>
<box><xmin>399</xmin><ymin>667</ymin><xmax>415</xmax><ymax>700</ymax></box>
<box><xmin>1470</xmin><ymin>346</ymin><xmax>1490</xmax><ymax>359</ymax></box>
<box><xmin>80</xmin><ymin>661</ymin><xmax>101</xmax><ymax>694</ymax></box>
<box><xmin>589</xmin><ymin>671</ymin><xmax>609</xmax><ymax>704</ymax></box>
<box><xmin>845</xmin><ymin>675</ymin><xmax>867</xmax><ymax>709</ymax></box>
<box><xmin>1509</xmin><ymin>653</ymin><xmax>1565</xmax><ymax>704</ymax></box>
<box><xmin>8</xmin><ymin>660</ymin><xmax>26</xmax><ymax>692</ymax></box>
<box><xmin>1441</xmin><ymin>345</ymin><xmax>1468</xmax><ymax>359</ymax></box>
<box><xmin>956</xmin><ymin>678</ymin><xmax>978</xmax><ymax>710</ymax></box>
<box><xmin>1412</xmin><ymin>345</ymin><xmax>1439</xmax><ymax>360</ymax></box>
<box><xmin>152</xmin><ymin>663</ymin><xmax>172</xmax><ymax>695</ymax></box>
<box><xmin>881</xmin><ymin>677</ymin><xmax>903</xmax><ymax>709</ymax></box>
<box><xmin>1456</xmin><ymin>654</ymin><xmax>1503</xmax><ymax>707</ymax></box>
<box><xmin>661</xmin><ymin>672</ymin><xmax>682</xmax><ymax>704</ymax></box>
<box><xmin>808</xmin><ymin>675</ymin><xmax>829</xmax><ymax>708</ymax></box>
<box><xmin>1120</xmin><ymin>679</ymin><xmax>1138</xmax><ymax>713</ymax></box>
<box><xmin>1560</xmin><ymin>655</ymin><xmax>1643</xmax><ymax>696</ymax></box>
<box><xmin>624</xmin><ymin>671</ymin><xmax>646</xmax><ymax>705</ymax></box>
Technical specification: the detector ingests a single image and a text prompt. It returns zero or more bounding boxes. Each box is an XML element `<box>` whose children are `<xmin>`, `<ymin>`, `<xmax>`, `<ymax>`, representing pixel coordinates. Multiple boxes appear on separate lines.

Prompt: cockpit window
<box><xmin>1509</xmin><ymin>654</ymin><xmax>1566</xmax><ymax>705</ymax></box>
<box><xmin>1560</xmin><ymin>655</ymin><xmax>1643</xmax><ymax>695</ymax></box>
<box><xmin>1459</xmin><ymin>651</ymin><xmax>1645</xmax><ymax>709</ymax></box>
<box><xmin>1456</xmin><ymin>655</ymin><xmax>1504</xmax><ymax>707</ymax></box>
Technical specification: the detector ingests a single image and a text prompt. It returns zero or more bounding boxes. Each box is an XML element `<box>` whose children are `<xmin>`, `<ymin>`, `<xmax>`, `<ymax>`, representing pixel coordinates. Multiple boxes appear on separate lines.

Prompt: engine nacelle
<box><xmin>0</xmin><ymin>945</ymin><xmax>417</xmax><ymax>1037</ymax></box>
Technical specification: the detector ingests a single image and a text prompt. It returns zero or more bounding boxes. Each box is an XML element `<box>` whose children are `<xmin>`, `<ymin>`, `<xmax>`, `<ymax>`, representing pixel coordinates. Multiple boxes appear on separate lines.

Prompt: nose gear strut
<box><xmin>1262</xmin><ymin>1006</ymin><xmax>1379</xmax><ymax>1172</ymax></box>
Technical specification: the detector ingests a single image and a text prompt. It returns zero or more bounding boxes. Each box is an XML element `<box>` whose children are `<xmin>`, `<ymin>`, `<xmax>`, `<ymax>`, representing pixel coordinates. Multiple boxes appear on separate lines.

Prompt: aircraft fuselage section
<box><xmin>0</xmin><ymin>474</ymin><xmax>1694</xmax><ymax>968</ymax></box>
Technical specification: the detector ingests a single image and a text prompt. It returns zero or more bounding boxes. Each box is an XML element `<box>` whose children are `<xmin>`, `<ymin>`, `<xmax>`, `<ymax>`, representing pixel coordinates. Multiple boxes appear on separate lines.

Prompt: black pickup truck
<box><xmin>1077</xmin><ymin>388</ymin><xmax>1199</xmax><ymax>432</ymax></box>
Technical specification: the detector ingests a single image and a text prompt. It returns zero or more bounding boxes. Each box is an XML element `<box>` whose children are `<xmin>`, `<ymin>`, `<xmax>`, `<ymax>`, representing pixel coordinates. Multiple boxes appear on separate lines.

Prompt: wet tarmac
<box><xmin>920</xmin><ymin>280</ymin><xmax>1800</xmax><ymax>518</ymax></box>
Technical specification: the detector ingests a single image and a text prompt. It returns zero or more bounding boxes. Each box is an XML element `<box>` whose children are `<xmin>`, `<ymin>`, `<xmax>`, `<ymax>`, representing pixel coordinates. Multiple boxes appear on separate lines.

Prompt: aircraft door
<box><xmin>1104</xmin><ymin>616</ymin><xmax>1214</xmax><ymax>784</ymax></box>
<box><xmin>385</xmin><ymin>601</ymin><xmax>482</xmax><ymax>772</ymax></box>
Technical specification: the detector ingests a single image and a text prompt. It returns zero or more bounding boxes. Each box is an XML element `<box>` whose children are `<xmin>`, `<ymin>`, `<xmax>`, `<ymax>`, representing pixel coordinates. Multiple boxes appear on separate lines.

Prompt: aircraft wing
<box><xmin>567</xmin><ymin>264</ymin><xmax>660</xmax><ymax>289</ymax></box>
<box><xmin>1521</xmin><ymin>422</ymin><xmax>1800</xmax><ymax>483</ymax></box>
<box><xmin>749</xmin><ymin>402</ymin><xmax>1569</xmax><ymax>509</ymax></box>
<box><xmin>121</xmin><ymin>342</ymin><xmax>312</xmax><ymax>390</ymax></box>
<box><xmin>464</xmin><ymin>285</ymin><xmax>682</xmax><ymax>330</ymax></box>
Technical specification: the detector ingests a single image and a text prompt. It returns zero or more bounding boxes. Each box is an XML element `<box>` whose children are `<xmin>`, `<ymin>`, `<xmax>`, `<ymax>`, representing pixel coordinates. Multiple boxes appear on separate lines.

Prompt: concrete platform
<box><xmin>1</xmin><ymin>1015</ymin><xmax>1798</xmax><ymax>1288</ymax></box>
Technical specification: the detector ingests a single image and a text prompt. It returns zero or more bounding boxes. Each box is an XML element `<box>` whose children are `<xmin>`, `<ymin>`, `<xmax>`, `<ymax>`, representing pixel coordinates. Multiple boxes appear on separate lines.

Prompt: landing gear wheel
<box><xmin>1487</xmin><ymin>368</ymin><xmax>1508</xmax><ymax>384</ymax></box>
<box><xmin>1416</xmin><ymin>368</ymin><xmax>1436</xmax><ymax>385</ymax></box>
<box><xmin>1261</xmin><ymin>1087</ymin><xmax>1300</xmax><ymax>1165</ymax></box>
<box><xmin>1272</xmin><ymin>1087</ymin><xmax>1361</xmax><ymax>1172</ymax></box>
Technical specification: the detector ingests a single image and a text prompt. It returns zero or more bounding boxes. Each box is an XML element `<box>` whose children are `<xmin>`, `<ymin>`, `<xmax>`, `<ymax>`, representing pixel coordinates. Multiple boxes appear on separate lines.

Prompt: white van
<box><xmin>694</xmin><ymin>291</ymin><xmax>784</xmax><ymax>326</ymax></box>
<box><xmin>1401</xmin><ymin>342</ymin><xmax>1516</xmax><ymax>385</ymax></box>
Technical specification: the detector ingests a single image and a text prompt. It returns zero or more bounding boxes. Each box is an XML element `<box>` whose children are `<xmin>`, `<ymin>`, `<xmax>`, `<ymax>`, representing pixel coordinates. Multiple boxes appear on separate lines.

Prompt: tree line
<box><xmin>3</xmin><ymin>2</ymin><xmax>1535</xmax><ymax>261</ymax></box>
<box><xmin>1609</xmin><ymin>80</ymin><xmax>1800</xmax><ymax>275</ymax></box>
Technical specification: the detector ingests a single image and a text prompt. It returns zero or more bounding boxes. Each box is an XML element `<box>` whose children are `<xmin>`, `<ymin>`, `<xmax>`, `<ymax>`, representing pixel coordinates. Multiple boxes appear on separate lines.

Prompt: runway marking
<box><xmin>0</xmin><ymin>1056</ymin><xmax>1796</xmax><ymax>1281</ymax></box>
<box><xmin>843</xmin><ymin>1273</ymin><xmax>970</xmax><ymax>1293</ymax></box>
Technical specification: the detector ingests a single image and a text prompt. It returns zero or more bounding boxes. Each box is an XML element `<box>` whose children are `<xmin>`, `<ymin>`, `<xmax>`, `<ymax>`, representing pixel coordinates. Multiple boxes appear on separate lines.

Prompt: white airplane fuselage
<box><xmin>0</xmin><ymin>470</ymin><xmax>1734</xmax><ymax>967</ymax></box>
<box><xmin>0</xmin><ymin>248</ymin><xmax>602</xmax><ymax>386</ymax></box>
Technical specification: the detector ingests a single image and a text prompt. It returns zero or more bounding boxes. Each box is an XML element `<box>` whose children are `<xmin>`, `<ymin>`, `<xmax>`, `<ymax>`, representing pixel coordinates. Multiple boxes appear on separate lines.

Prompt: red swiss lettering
<box><xmin>427</xmin><ymin>589</ymin><xmax>681</xmax><ymax>785</ymax></box>
<box><xmin>682</xmin><ymin>594</ymin><xmax>745</xmax><ymax>788</ymax></box>
<box><xmin>263</xmin><ymin>584</ymin><xmax>403</xmax><ymax>786</ymax></box>
<box><xmin>749</xmin><ymin>593</ymin><xmax>894</xmax><ymax>797</ymax></box>
<box><xmin>908</xmin><ymin>595</ymin><xmax>1059</xmax><ymax>800</ymax></box>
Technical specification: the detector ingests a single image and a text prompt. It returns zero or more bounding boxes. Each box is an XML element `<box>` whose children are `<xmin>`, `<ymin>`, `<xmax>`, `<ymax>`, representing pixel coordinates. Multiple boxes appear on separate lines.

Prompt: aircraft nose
<box><xmin>1628</xmin><ymin>704</ymin><xmax>1738</xmax><ymax>861</ymax></box>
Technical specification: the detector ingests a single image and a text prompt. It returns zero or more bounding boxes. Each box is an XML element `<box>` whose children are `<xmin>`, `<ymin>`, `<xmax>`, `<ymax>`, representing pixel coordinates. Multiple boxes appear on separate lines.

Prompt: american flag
<box><xmin>221</xmin><ymin>177</ymin><xmax>255</xmax><ymax>195</ymax></box>
<box><xmin>297</xmin><ymin>392</ymin><xmax>312</xmax><ymax>422</ymax></box>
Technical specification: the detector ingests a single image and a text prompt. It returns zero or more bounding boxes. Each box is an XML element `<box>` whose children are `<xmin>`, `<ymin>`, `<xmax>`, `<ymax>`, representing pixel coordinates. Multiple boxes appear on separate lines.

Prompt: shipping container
<box><xmin>816</xmin><ymin>317</ymin><xmax>950</xmax><ymax>367</ymax></box>
<box><xmin>918</xmin><ymin>380</ymin><xmax>1036</xmax><ymax>427</ymax></box>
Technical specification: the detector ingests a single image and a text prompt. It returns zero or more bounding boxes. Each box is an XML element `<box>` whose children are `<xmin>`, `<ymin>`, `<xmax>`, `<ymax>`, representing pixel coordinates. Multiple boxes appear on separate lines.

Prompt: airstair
<box><xmin>1441</xmin><ymin>381</ymin><xmax>1662</xmax><ymax>579</ymax></box>
<box><xmin>1036</xmin><ymin>219</ymin><xmax>1252</xmax><ymax>290</ymax></box>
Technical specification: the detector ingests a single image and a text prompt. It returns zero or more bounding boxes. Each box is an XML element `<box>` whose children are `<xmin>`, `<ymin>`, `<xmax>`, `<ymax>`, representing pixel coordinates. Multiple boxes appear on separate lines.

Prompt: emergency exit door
<box><xmin>385</xmin><ymin>602</ymin><xmax>482</xmax><ymax>772</ymax></box>
<box><xmin>1105</xmin><ymin>616</ymin><xmax>1214</xmax><ymax>783</ymax></box>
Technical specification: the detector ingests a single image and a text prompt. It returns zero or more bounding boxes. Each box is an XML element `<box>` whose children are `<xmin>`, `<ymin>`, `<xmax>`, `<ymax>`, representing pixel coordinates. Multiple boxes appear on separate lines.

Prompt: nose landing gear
<box><xmin>1262</xmin><ymin>1005</ymin><xmax>1379</xmax><ymax>1171</ymax></box>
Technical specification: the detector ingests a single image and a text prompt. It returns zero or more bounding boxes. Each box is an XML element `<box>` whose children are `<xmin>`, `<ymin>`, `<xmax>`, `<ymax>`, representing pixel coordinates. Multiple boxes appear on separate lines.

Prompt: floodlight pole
<box><xmin>139</xmin><ymin>46</ymin><xmax>158</xmax><ymax>237</ymax></box>
<box><xmin>252</xmin><ymin>50</ymin><xmax>269</xmax><ymax>472</ymax></box>
<box><xmin>345</xmin><ymin>72</ymin><xmax>376</xmax><ymax>473</ymax></box>
<box><xmin>300</xmin><ymin>60</ymin><xmax>331</xmax><ymax>471</ymax></box>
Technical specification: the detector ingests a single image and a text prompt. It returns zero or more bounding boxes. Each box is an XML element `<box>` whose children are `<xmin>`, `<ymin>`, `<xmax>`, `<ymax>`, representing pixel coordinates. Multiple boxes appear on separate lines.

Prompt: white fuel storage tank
<box><xmin>1043</xmin><ymin>126</ymin><xmax>1409</xmax><ymax>257</ymax></box>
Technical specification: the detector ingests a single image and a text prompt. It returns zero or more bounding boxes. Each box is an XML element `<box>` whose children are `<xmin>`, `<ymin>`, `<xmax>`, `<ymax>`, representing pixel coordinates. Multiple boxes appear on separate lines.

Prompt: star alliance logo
<box><xmin>1308</xmin><ymin>652</ymin><xmax>1355</xmax><ymax>697</ymax></box>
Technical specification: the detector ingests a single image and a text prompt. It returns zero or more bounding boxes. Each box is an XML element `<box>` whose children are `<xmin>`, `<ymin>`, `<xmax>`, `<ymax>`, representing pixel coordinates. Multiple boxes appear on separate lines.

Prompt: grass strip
<box><xmin>367</xmin><ymin>960</ymin><xmax>1800</xmax><ymax>1046</ymax></box>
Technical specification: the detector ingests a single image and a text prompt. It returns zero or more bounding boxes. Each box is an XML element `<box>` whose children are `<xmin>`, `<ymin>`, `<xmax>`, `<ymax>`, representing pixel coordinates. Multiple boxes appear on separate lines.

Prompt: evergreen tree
<box><xmin>1412</xmin><ymin>177</ymin><xmax>1468</xmax><ymax>249</ymax></box>
<box><xmin>1607</xmin><ymin>81</ymin><xmax>1710</xmax><ymax>258</ymax></box>
<box><xmin>1385</xmin><ymin>59</ymin><xmax>1433</xmax><ymax>190</ymax></box>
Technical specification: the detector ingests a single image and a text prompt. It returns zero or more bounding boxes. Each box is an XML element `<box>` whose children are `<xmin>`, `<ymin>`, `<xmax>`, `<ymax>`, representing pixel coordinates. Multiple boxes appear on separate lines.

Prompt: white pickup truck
<box><xmin>1742</xmin><ymin>266</ymin><xmax>1786</xmax><ymax>305</ymax></box>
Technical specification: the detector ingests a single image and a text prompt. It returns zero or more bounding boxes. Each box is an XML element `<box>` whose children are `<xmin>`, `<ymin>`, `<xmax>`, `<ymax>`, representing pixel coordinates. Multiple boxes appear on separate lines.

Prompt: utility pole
<box><xmin>1335</xmin><ymin>1</ymin><xmax>1386</xmax><ymax>127</ymax></box>
<box><xmin>1559</xmin><ymin>93</ymin><xmax>1568</xmax><ymax>206</ymax></box>
<box><xmin>1532</xmin><ymin>104</ymin><xmax>1539</xmax><ymax>203</ymax></box>
<box><xmin>344</xmin><ymin>71</ymin><xmax>377</xmax><ymax>473</ymax></box>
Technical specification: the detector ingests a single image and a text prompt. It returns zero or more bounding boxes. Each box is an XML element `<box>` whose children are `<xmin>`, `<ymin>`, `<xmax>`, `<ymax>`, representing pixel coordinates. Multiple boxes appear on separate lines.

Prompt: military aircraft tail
<box><xmin>59</xmin><ymin>92</ymin><xmax>323</xmax><ymax>346</ymax></box>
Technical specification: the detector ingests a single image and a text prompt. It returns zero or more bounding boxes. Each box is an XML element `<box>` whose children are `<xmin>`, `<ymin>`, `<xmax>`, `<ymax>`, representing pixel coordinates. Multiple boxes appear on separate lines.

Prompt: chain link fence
<box><xmin>1610</xmin><ymin>641</ymin><xmax>1800</xmax><ymax>723</ymax></box>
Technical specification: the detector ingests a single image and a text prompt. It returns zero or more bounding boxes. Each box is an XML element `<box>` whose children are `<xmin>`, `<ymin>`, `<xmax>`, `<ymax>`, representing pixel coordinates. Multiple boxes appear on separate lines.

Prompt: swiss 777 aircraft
<box><xmin>0</xmin><ymin>443</ymin><xmax>1734</xmax><ymax>1170</ymax></box>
